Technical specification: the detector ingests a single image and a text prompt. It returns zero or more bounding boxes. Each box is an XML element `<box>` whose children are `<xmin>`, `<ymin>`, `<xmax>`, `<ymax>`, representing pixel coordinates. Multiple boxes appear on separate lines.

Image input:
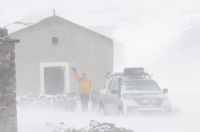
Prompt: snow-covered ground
<box><xmin>17</xmin><ymin>92</ymin><xmax>200</xmax><ymax>132</ymax></box>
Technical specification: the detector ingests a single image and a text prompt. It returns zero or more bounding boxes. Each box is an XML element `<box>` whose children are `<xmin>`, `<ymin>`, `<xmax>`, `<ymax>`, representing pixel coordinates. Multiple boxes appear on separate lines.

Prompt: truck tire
<box><xmin>103</xmin><ymin>103</ymin><xmax>120</xmax><ymax>116</ymax></box>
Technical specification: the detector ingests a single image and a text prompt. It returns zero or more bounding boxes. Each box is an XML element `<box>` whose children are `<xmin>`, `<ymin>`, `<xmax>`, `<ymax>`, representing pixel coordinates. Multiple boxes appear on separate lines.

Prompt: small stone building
<box><xmin>9</xmin><ymin>15</ymin><xmax>113</xmax><ymax>96</ymax></box>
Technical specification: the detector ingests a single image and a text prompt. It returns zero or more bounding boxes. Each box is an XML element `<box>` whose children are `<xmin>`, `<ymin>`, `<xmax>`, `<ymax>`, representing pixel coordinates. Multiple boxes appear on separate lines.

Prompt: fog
<box><xmin>1</xmin><ymin>0</ymin><xmax>200</xmax><ymax>132</ymax></box>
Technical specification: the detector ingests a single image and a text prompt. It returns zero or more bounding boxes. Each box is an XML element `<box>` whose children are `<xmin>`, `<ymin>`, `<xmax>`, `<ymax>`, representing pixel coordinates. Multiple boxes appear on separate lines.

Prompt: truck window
<box><xmin>109</xmin><ymin>80</ymin><xmax>116</xmax><ymax>90</ymax></box>
<box><xmin>121</xmin><ymin>80</ymin><xmax>161</xmax><ymax>91</ymax></box>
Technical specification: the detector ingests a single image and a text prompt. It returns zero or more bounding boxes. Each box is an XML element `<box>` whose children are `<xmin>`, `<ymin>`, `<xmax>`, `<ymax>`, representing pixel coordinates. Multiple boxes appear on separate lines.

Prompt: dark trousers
<box><xmin>80</xmin><ymin>94</ymin><xmax>89</xmax><ymax>112</ymax></box>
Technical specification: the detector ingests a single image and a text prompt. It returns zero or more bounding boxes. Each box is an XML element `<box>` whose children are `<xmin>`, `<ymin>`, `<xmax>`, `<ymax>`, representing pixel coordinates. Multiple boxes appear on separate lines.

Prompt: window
<box><xmin>109</xmin><ymin>80</ymin><xmax>116</xmax><ymax>90</ymax></box>
<box><xmin>52</xmin><ymin>37</ymin><xmax>58</xmax><ymax>44</ymax></box>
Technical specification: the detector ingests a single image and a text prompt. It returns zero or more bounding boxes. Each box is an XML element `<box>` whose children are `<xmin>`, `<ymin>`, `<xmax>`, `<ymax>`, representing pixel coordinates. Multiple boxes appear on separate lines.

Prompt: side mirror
<box><xmin>162</xmin><ymin>88</ymin><xmax>168</xmax><ymax>94</ymax></box>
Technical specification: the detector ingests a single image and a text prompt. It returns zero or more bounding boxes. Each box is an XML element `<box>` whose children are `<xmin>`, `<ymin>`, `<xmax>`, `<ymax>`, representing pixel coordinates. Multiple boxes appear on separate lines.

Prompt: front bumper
<box><xmin>124</xmin><ymin>105</ymin><xmax>171</xmax><ymax>114</ymax></box>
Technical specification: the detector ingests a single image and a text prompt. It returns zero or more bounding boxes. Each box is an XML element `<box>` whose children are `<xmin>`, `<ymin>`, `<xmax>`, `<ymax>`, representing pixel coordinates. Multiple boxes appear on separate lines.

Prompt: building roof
<box><xmin>9</xmin><ymin>15</ymin><xmax>112</xmax><ymax>41</ymax></box>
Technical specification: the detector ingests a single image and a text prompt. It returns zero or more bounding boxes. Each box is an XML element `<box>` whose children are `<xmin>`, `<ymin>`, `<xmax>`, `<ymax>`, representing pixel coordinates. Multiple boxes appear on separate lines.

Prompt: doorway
<box><xmin>40</xmin><ymin>62</ymin><xmax>70</xmax><ymax>95</ymax></box>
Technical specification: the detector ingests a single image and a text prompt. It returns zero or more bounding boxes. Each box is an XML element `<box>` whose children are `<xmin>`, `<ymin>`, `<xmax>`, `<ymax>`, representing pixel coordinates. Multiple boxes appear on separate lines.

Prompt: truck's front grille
<box><xmin>135</xmin><ymin>99</ymin><xmax>163</xmax><ymax>106</ymax></box>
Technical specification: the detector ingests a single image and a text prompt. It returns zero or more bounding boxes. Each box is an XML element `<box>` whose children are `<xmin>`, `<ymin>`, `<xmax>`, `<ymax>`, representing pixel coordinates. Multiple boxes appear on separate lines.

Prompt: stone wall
<box><xmin>0</xmin><ymin>28</ymin><xmax>18</xmax><ymax>132</ymax></box>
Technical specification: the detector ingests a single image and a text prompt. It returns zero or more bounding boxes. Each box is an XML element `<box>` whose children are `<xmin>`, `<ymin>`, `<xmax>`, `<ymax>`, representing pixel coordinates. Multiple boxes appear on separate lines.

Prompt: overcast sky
<box><xmin>1</xmin><ymin>0</ymin><xmax>200</xmax><ymax>70</ymax></box>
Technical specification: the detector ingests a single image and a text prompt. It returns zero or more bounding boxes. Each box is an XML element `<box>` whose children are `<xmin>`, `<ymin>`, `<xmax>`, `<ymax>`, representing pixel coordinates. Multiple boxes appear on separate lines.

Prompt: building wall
<box><xmin>10</xmin><ymin>16</ymin><xmax>113</xmax><ymax>96</ymax></box>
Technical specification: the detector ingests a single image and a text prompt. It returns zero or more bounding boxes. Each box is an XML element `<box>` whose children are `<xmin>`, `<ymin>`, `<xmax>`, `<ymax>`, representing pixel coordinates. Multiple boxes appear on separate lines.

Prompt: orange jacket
<box><xmin>76</xmin><ymin>74</ymin><xmax>91</xmax><ymax>94</ymax></box>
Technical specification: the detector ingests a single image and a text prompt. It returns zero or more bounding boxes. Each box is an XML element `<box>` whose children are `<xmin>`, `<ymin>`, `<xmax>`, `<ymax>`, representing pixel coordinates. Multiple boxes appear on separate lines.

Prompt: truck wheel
<box><xmin>164</xmin><ymin>106</ymin><xmax>172</xmax><ymax>113</ymax></box>
<box><xmin>103</xmin><ymin>103</ymin><xmax>120</xmax><ymax>116</ymax></box>
<box><xmin>99</xmin><ymin>105</ymin><xmax>105</xmax><ymax>116</ymax></box>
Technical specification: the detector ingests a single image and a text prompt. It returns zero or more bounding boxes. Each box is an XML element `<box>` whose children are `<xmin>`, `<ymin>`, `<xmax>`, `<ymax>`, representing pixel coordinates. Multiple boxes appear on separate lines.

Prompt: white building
<box><xmin>10</xmin><ymin>15</ymin><xmax>113</xmax><ymax>96</ymax></box>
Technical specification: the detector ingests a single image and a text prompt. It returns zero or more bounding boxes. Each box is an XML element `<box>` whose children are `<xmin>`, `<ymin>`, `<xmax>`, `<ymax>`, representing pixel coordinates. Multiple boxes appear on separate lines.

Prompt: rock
<box><xmin>49</xmin><ymin>120</ymin><xmax>134</xmax><ymax>132</ymax></box>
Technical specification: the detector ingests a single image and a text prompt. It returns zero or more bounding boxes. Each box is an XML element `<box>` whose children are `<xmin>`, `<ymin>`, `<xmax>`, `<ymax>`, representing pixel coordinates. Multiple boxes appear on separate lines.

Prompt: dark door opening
<box><xmin>44</xmin><ymin>66</ymin><xmax>65</xmax><ymax>95</ymax></box>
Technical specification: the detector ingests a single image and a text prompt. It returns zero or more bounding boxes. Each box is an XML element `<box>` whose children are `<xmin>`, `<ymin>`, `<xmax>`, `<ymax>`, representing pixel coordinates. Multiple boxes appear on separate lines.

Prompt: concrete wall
<box><xmin>10</xmin><ymin>16</ymin><xmax>113</xmax><ymax>96</ymax></box>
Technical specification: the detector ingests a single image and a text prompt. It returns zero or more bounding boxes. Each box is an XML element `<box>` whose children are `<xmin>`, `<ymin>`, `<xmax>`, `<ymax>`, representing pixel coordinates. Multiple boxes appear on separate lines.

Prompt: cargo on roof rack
<box><xmin>123</xmin><ymin>67</ymin><xmax>148</xmax><ymax>76</ymax></box>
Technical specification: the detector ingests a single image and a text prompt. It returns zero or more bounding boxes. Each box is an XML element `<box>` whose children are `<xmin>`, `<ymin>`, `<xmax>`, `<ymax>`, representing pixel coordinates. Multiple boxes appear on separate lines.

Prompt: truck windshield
<box><xmin>121</xmin><ymin>80</ymin><xmax>161</xmax><ymax>91</ymax></box>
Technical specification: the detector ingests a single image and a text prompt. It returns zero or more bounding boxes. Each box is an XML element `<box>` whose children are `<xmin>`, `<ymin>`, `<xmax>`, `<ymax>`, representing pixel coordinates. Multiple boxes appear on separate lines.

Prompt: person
<box><xmin>72</xmin><ymin>67</ymin><xmax>91</xmax><ymax>112</ymax></box>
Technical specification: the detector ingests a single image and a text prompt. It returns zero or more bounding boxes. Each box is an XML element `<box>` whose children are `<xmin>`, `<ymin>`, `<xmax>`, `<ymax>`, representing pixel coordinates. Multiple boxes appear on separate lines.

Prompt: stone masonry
<box><xmin>0</xmin><ymin>28</ymin><xmax>19</xmax><ymax>132</ymax></box>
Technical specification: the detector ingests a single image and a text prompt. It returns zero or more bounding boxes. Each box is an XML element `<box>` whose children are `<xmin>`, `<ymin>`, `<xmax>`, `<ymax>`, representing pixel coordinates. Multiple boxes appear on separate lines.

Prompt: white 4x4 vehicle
<box><xmin>97</xmin><ymin>67</ymin><xmax>171</xmax><ymax>115</ymax></box>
